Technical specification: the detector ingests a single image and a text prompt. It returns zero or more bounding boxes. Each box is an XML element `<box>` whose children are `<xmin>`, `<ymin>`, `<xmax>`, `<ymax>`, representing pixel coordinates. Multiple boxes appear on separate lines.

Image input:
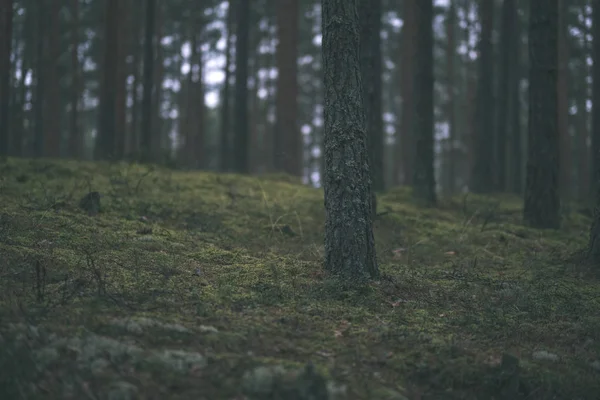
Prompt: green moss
<box><xmin>1</xmin><ymin>157</ymin><xmax>599</xmax><ymax>399</ymax></box>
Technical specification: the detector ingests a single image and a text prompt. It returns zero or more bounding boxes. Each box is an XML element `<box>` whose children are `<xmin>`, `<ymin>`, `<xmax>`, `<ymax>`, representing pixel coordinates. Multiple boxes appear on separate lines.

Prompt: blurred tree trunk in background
<box><xmin>220</xmin><ymin>1</ymin><xmax>234</xmax><ymax>172</ymax></box>
<box><xmin>114</xmin><ymin>0</ymin><xmax>130</xmax><ymax>160</ymax></box>
<box><xmin>359</xmin><ymin>0</ymin><xmax>384</xmax><ymax>199</ymax></box>
<box><xmin>44</xmin><ymin>0</ymin><xmax>61</xmax><ymax>157</ymax></box>
<box><xmin>274</xmin><ymin>0</ymin><xmax>300</xmax><ymax>176</ymax></box>
<box><xmin>444</xmin><ymin>0</ymin><xmax>457</xmax><ymax>193</ymax></box>
<box><xmin>96</xmin><ymin>0</ymin><xmax>119</xmax><ymax>160</ymax></box>
<box><xmin>577</xmin><ymin>3</ymin><xmax>591</xmax><ymax>201</ymax></box>
<box><xmin>495</xmin><ymin>0</ymin><xmax>514</xmax><ymax>192</ymax></box>
<box><xmin>68</xmin><ymin>0</ymin><xmax>82</xmax><ymax>159</ymax></box>
<box><xmin>398</xmin><ymin>0</ymin><xmax>415</xmax><ymax>186</ymax></box>
<box><xmin>558</xmin><ymin>0</ymin><xmax>572</xmax><ymax>199</ymax></box>
<box><xmin>589</xmin><ymin>0</ymin><xmax>600</xmax><ymax>264</ymax></box>
<box><xmin>524</xmin><ymin>0</ymin><xmax>560</xmax><ymax>229</ymax></box>
<box><xmin>472</xmin><ymin>0</ymin><xmax>494</xmax><ymax>193</ymax></box>
<box><xmin>233</xmin><ymin>0</ymin><xmax>250</xmax><ymax>173</ymax></box>
<box><xmin>33</xmin><ymin>1</ymin><xmax>46</xmax><ymax>157</ymax></box>
<box><xmin>128</xmin><ymin>0</ymin><xmax>144</xmax><ymax>158</ymax></box>
<box><xmin>322</xmin><ymin>0</ymin><xmax>378</xmax><ymax>280</ymax></box>
<box><xmin>153</xmin><ymin>0</ymin><xmax>165</xmax><ymax>160</ymax></box>
<box><xmin>140</xmin><ymin>0</ymin><xmax>156</xmax><ymax>163</ymax></box>
<box><xmin>0</xmin><ymin>0</ymin><xmax>13</xmax><ymax>157</ymax></box>
<box><xmin>509</xmin><ymin>3</ymin><xmax>523</xmax><ymax>195</ymax></box>
<box><xmin>592</xmin><ymin>0</ymin><xmax>600</xmax><ymax>200</ymax></box>
<box><xmin>412</xmin><ymin>0</ymin><xmax>436</xmax><ymax>205</ymax></box>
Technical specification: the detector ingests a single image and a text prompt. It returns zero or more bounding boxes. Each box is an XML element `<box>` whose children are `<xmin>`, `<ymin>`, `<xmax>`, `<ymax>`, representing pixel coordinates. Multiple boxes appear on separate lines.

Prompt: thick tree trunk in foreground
<box><xmin>0</xmin><ymin>0</ymin><xmax>13</xmax><ymax>157</ymax></box>
<box><xmin>321</xmin><ymin>0</ymin><xmax>378</xmax><ymax>281</ymax></box>
<box><xmin>524</xmin><ymin>0</ymin><xmax>560</xmax><ymax>229</ymax></box>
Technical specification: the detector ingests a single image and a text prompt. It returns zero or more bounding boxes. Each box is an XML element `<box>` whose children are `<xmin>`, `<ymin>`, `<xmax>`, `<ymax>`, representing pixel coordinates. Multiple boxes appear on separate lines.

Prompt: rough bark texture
<box><xmin>275</xmin><ymin>0</ymin><xmax>300</xmax><ymax>176</ymax></box>
<box><xmin>359</xmin><ymin>0</ymin><xmax>384</xmax><ymax>205</ymax></box>
<box><xmin>412</xmin><ymin>0</ymin><xmax>436</xmax><ymax>205</ymax></box>
<box><xmin>0</xmin><ymin>0</ymin><xmax>13</xmax><ymax>157</ymax></box>
<box><xmin>233</xmin><ymin>0</ymin><xmax>250</xmax><ymax>173</ymax></box>
<box><xmin>471</xmin><ymin>0</ymin><xmax>495</xmax><ymax>193</ymax></box>
<box><xmin>321</xmin><ymin>0</ymin><xmax>378</xmax><ymax>280</ymax></box>
<box><xmin>524</xmin><ymin>0</ymin><xmax>560</xmax><ymax>229</ymax></box>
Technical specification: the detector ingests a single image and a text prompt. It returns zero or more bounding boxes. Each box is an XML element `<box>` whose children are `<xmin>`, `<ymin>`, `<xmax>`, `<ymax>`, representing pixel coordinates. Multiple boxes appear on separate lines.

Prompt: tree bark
<box><xmin>524</xmin><ymin>0</ymin><xmax>560</xmax><ymax>229</ymax></box>
<box><xmin>68</xmin><ymin>0</ymin><xmax>82</xmax><ymax>159</ymax></box>
<box><xmin>321</xmin><ymin>0</ymin><xmax>378</xmax><ymax>280</ymax></box>
<box><xmin>233</xmin><ymin>0</ymin><xmax>250</xmax><ymax>173</ymax></box>
<box><xmin>397</xmin><ymin>0</ymin><xmax>415</xmax><ymax>185</ymax></box>
<box><xmin>44</xmin><ymin>0</ymin><xmax>61</xmax><ymax>157</ymax></box>
<box><xmin>220</xmin><ymin>1</ymin><xmax>234</xmax><ymax>171</ymax></box>
<box><xmin>412</xmin><ymin>0</ymin><xmax>436</xmax><ymax>205</ymax></box>
<box><xmin>274</xmin><ymin>0</ymin><xmax>300</xmax><ymax>176</ymax></box>
<box><xmin>96</xmin><ymin>0</ymin><xmax>120</xmax><ymax>160</ymax></box>
<box><xmin>0</xmin><ymin>0</ymin><xmax>13</xmax><ymax>157</ymax></box>
<box><xmin>471</xmin><ymin>0</ymin><xmax>495</xmax><ymax>193</ymax></box>
<box><xmin>359</xmin><ymin>0</ymin><xmax>384</xmax><ymax>198</ymax></box>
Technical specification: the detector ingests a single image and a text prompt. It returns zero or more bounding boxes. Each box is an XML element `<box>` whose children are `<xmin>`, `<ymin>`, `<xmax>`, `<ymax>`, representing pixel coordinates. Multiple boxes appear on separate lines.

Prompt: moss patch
<box><xmin>0</xmin><ymin>157</ymin><xmax>599</xmax><ymax>399</ymax></box>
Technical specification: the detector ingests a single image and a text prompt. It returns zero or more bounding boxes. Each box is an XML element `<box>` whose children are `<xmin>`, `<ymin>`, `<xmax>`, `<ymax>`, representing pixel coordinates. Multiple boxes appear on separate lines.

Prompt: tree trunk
<box><xmin>557</xmin><ymin>0</ymin><xmax>571</xmax><ymax>199</ymax></box>
<box><xmin>44</xmin><ymin>0</ymin><xmax>61</xmax><ymax>157</ymax></box>
<box><xmin>153</xmin><ymin>1</ymin><xmax>165</xmax><ymax>160</ymax></box>
<box><xmin>412</xmin><ymin>0</ymin><xmax>436</xmax><ymax>205</ymax></box>
<box><xmin>0</xmin><ymin>0</ymin><xmax>13</xmax><ymax>157</ymax></box>
<box><xmin>471</xmin><ymin>0</ymin><xmax>495</xmax><ymax>193</ymax></box>
<box><xmin>140</xmin><ymin>0</ymin><xmax>156</xmax><ymax>163</ymax></box>
<box><xmin>590</xmin><ymin>0</ymin><xmax>600</xmax><ymax>264</ymax></box>
<box><xmin>397</xmin><ymin>0</ymin><xmax>415</xmax><ymax>186</ymax></box>
<box><xmin>96</xmin><ymin>0</ymin><xmax>120</xmax><ymax>160</ymax></box>
<box><xmin>220</xmin><ymin>0</ymin><xmax>234</xmax><ymax>171</ymax></box>
<box><xmin>68</xmin><ymin>0</ymin><xmax>82</xmax><ymax>159</ymax></box>
<box><xmin>509</xmin><ymin>3</ymin><xmax>523</xmax><ymax>194</ymax></box>
<box><xmin>128</xmin><ymin>0</ymin><xmax>144</xmax><ymax>157</ymax></box>
<box><xmin>359</xmin><ymin>0</ymin><xmax>384</xmax><ymax>199</ymax></box>
<box><xmin>233</xmin><ymin>0</ymin><xmax>250</xmax><ymax>173</ymax></box>
<box><xmin>495</xmin><ymin>0</ymin><xmax>514</xmax><ymax>192</ymax></box>
<box><xmin>114</xmin><ymin>0</ymin><xmax>130</xmax><ymax>160</ymax></box>
<box><xmin>445</xmin><ymin>1</ymin><xmax>456</xmax><ymax>193</ymax></box>
<box><xmin>321</xmin><ymin>0</ymin><xmax>378</xmax><ymax>280</ymax></box>
<box><xmin>33</xmin><ymin>1</ymin><xmax>46</xmax><ymax>158</ymax></box>
<box><xmin>524</xmin><ymin>0</ymin><xmax>560</xmax><ymax>229</ymax></box>
<box><xmin>274</xmin><ymin>0</ymin><xmax>300</xmax><ymax>176</ymax></box>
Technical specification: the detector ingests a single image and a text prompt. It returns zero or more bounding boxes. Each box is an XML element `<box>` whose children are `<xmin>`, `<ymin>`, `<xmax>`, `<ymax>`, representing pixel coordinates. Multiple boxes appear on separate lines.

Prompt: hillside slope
<box><xmin>1</xmin><ymin>158</ymin><xmax>599</xmax><ymax>399</ymax></box>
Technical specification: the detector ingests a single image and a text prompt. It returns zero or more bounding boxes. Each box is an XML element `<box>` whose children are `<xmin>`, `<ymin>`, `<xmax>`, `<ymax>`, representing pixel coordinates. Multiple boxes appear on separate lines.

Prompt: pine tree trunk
<box><xmin>219</xmin><ymin>1</ymin><xmax>234</xmax><ymax>172</ymax></box>
<box><xmin>472</xmin><ymin>0</ymin><xmax>495</xmax><ymax>193</ymax></box>
<box><xmin>398</xmin><ymin>0</ymin><xmax>415</xmax><ymax>186</ymax></box>
<box><xmin>412</xmin><ymin>0</ymin><xmax>436</xmax><ymax>205</ymax></box>
<box><xmin>524</xmin><ymin>0</ymin><xmax>560</xmax><ymax>229</ymax></box>
<box><xmin>233</xmin><ymin>0</ymin><xmax>250</xmax><ymax>173</ymax></box>
<box><xmin>0</xmin><ymin>0</ymin><xmax>13</xmax><ymax>157</ymax></box>
<box><xmin>68</xmin><ymin>0</ymin><xmax>82</xmax><ymax>159</ymax></box>
<box><xmin>140</xmin><ymin>0</ymin><xmax>156</xmax><ymax>163</ymax></box>
<box><xmin>322</xmin><ymin>0</ymin><xmax>378</xmax><ymax>280</ymax></box>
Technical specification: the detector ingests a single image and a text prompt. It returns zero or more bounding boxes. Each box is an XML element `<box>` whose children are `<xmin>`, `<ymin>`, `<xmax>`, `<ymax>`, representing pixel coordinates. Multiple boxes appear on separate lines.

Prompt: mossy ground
<box><xmin>1</xmin><ymin>157</ymin><xmax>599</xmax><ymax>399</ymax></box>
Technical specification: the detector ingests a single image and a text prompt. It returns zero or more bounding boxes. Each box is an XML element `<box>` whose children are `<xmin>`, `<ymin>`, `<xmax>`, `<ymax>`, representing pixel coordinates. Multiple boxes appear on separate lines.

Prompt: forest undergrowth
<box><xmin>0</xmin><ymin>158</ymin><xmax>599</xmax><ymax>400</ymax></box>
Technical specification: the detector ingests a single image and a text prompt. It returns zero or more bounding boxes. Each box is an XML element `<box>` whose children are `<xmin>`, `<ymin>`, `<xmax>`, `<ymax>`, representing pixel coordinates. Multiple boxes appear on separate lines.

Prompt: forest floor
<box><xmin>1</xmin><ymin>158</ymin><xmax>599</xmax><ymax>400</ymax></box>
